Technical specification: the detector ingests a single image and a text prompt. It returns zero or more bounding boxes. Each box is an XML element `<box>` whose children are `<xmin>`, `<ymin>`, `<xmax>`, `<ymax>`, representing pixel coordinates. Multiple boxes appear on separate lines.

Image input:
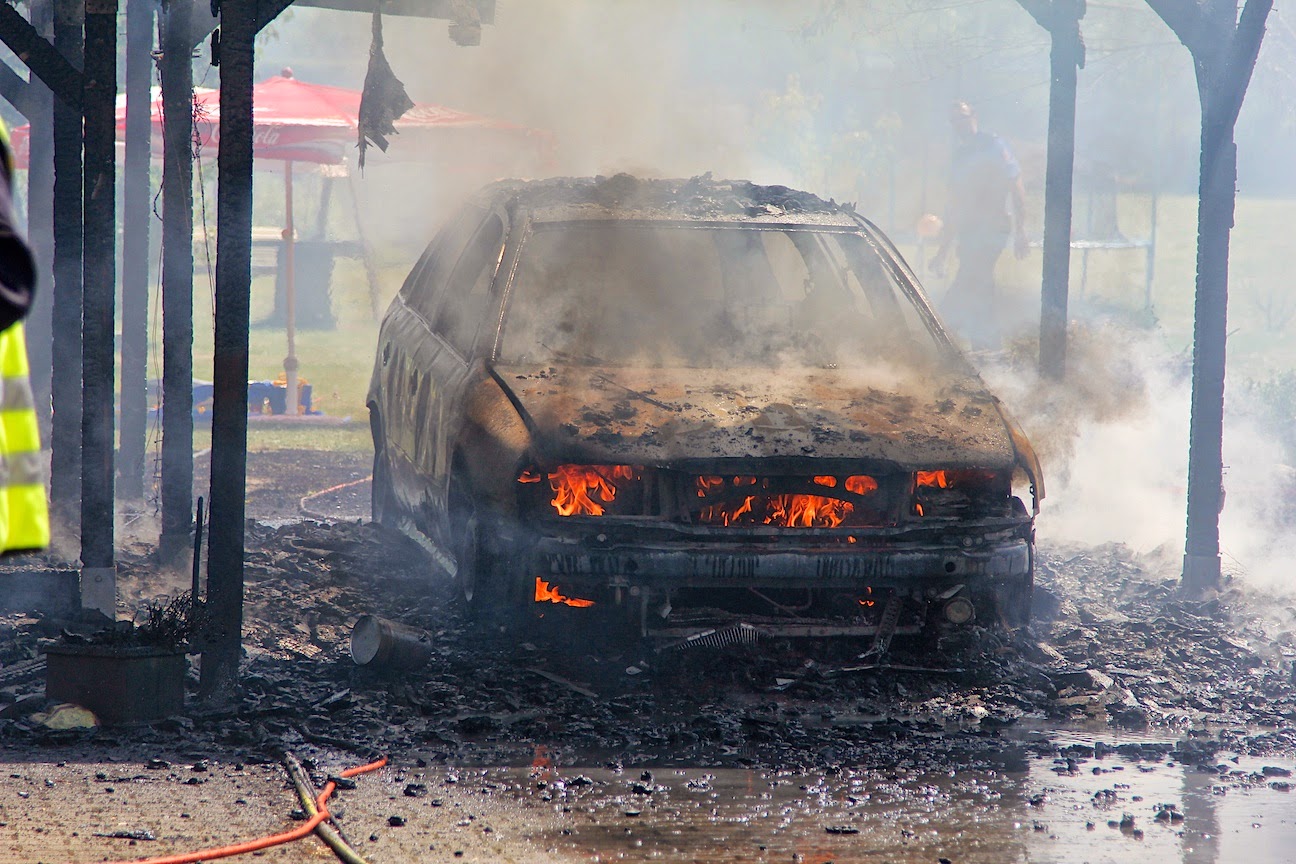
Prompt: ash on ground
<box><xmin>3</xmin><ymin>517</ymin><xmax>1295</xmax><ymax>774</ymax></box>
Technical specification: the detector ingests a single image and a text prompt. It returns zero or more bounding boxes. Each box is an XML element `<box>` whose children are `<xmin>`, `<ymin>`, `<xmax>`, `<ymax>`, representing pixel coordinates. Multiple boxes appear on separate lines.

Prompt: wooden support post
<box><xmin>1037</xmin><ymin>0</ymin><xmax>1083</xmax><ymax>380</ymax></box>
<box><xmin>1145</xmin><ymin>0</ymin><xmax>1273</xmax><ymax>596</ymax></box>
<box><xmin>119</xmin><ymin>0</ymin><xmax>153</xmax><ymax>501</ymax></box>
<box><xmin>201</xmin><ymin>0</ymin><xmax>257</xmax><ymax>701</ymax></box>
<box><xmin>79</xmin><ymin>0</ymin><xmax>118</xmax><ymax>614</ymax></box>
<box><xmin>24</xmin><ymin>0</ymin><xmax>54</xmax><ymax>438</ymax></box>
<box><xmin>49</xmin><ymin>0</ymin><xmax>83</xmax><ymax>533</ymax></box>
<box><xmin>159</xmin><ymin>0</ymin><xmax>196</xmax><ymax>562</ymax></box>
<box><xmin>1015</xmin><ymin>0</ymin><xmax>1084</xmax><ymax>381</ymax></box>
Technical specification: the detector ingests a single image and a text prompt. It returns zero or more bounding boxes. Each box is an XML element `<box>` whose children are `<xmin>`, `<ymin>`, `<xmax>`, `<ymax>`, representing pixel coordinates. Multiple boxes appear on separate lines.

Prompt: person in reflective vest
<box><xmin>0</xmin><ymin>119</ymin><xmax>47</xmax><ymax>553</ymax></box>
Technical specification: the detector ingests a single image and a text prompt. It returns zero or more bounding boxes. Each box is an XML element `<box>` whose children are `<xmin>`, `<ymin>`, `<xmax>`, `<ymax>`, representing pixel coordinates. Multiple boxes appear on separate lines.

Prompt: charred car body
<box><xmin>369</xmin><ymin>175</ymin><xmax>1043</xmax><ymax>641</ymax></box>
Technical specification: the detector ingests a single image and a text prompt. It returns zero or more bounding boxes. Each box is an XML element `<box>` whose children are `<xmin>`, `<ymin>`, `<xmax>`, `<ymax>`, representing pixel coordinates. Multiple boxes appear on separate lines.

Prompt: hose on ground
<box><xmin>95</xmin><ymin>756</ymin><xmax>387</xmax><ymax>864</ymax></box>
<box><xmin>285</xmin><ymin>752</ymin><xmax>372</xmax><ymax>864</ymax></box>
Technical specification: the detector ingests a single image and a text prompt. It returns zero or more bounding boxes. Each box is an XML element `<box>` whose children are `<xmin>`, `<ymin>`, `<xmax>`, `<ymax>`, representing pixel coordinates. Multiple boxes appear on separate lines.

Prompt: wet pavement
<box><xmin>2</xmin><ymin>486</ymin><xmax>1296</xmax><ymax>861</ymax></box>
<box><xmin>411</xmin><ymin>728</ymin><xmax>1295</xmax><ymax>863</ymax></box>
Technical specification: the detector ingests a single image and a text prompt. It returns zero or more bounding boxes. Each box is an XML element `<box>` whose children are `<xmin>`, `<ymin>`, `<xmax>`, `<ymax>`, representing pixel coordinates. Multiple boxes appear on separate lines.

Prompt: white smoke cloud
<box><xmin>981</xmin><ymin>324</ymin><xmax>1295</xmax><ymax>593</ymax></box>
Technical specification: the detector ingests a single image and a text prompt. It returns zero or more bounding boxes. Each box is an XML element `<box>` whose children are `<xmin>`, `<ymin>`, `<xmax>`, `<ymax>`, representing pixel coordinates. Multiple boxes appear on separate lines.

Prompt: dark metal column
<box><xmin>1182</xmin><ymin>128</ymin><xmax>1234</xmax><ymax>594</ymax></box>
<box><xmin>49</xmin><ymin>0</ymin><xmax>83</xmax><ymax>529</ymax></box>
<box><xmin>201</xmin><ymin>0</ymin><xmax>256</xmax><ymax>700</ymax></box>
<box><xmin>24</xmin><ymin>0</ymin><xmax>55</xmax><ymax>434</ymax></box>
<box><xmin>158</xmin><ymin>0</ymin><xmax>195</xmax><ymax>561</ymax></box>
<box><xmin>1037</xmin><ymin>0</ymin><xmax>1083</xmax><ymax>380</ymax></box>
<box><xmin>80</xmin><ymin>0</ymin><xmax>118</xmax><ymax>613</ymax></box>
<box><xmin>1143</xmin><ymin>0</ymin><xmax>1273</xmax><ymax>595</ymax></box>
<box><xmin>119</xmin><ymin>0</ymin><xmax>153</xmax><ymax>501</ymax></box>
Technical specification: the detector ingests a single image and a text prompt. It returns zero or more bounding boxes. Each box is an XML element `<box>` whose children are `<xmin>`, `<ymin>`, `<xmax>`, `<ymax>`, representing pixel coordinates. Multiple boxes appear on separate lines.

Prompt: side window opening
<box><xmin>431</xmin><ymin>214</ymin><xmax>505</xmax><ymax>358</ymax></box>
<box><xmin>403</xmin><ymin>203</ymin><xmax>489</xmax><ymax>323</ymax></box>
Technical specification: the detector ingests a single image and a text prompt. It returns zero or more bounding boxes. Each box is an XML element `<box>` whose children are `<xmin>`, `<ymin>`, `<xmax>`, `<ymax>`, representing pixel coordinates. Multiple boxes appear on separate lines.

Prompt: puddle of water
<box><xmin>463</xmin><ymin>731</ymin><xmax>1296</xmax><ymax>863</ymax></box>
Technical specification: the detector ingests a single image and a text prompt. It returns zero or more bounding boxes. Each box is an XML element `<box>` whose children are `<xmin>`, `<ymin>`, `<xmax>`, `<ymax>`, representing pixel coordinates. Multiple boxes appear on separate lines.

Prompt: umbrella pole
<box><xmin>283</xmin><ymin>160</ymin><xmax>298</xmax><ymax>416</ymax></box>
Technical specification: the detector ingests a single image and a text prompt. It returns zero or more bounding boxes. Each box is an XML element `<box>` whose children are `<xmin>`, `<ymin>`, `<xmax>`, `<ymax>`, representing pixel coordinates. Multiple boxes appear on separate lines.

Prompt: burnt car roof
<box><xmin>474</xmin><ymin>174</ymin><xmax>862</xmax><ymax>227</ymax></box>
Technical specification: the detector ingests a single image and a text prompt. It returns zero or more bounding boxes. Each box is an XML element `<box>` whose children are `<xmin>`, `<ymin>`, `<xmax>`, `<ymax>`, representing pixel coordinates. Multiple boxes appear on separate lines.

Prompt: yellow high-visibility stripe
<box><xmin>0</xmin><ymin>411</ymin><xmax>39</xmax><ymax>455</ymax></box>
<box><xmin>0</xmin><ymin>324</ymin><xmax>48</xmax><ymax>552</ymax></box>
<box><xmin>0</xmin><ymin>324</ymin><xmax>28</xmax><ymax>376</ymax></box>
<box><xmin>4</xmin><ymin>483</ymin><xmax>48</xmax><ymax>549</ymax></box>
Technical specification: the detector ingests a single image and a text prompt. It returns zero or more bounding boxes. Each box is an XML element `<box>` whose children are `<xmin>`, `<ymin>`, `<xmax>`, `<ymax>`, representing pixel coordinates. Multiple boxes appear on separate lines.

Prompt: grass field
<box><xmin>172</xmin><ymin>255</ymin><xmax>404</xmax><ymax>455</ymax></box>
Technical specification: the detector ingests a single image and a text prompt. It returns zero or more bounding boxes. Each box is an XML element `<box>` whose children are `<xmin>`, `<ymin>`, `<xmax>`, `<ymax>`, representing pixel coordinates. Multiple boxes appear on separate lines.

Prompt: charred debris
<box><xmin>1</xmin><ymin>519</ymin><xmax>1294</xmax><ymax>767</ymax></box>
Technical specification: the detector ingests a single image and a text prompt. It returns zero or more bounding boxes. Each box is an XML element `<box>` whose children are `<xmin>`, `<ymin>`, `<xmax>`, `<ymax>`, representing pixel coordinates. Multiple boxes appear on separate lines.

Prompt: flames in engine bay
<box><xmin>518</xmin><ymin>465</ymin><xmax>1005</xmax><ymax>525</ymax></box>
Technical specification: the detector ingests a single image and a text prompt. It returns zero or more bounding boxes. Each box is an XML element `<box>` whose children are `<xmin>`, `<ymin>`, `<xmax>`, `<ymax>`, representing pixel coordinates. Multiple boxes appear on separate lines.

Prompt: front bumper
<box><xmin>528</xmin><ymin>529</ymin><xmax>1032</xmax><ymax>591</ymax></box>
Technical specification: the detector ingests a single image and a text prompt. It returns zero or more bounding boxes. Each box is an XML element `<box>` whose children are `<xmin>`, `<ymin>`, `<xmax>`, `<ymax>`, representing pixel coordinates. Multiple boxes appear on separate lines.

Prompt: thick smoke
<box><xmin>246</xmin><ymin>3</ymin><xmax>1295</xmax><ymax>592</ymax></box>
<box><xmin>982</xmin><ymin>326</ymin><xmax>1296</xmax><ymax>592</ymax></box>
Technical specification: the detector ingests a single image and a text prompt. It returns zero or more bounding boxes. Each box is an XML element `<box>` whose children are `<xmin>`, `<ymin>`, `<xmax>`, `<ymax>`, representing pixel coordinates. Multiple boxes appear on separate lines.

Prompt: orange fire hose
<box><xmin>95</xmin><ymin>756</ymin><xmax>388</xmax><ymax>864</ymax></box>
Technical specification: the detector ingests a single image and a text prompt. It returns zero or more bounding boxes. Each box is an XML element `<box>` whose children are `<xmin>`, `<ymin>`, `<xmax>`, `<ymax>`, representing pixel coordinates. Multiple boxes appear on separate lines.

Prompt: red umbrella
<box><xmin>10</xmin><ymin>68</ymin><xmax>547</xmax><ymax>168</ymax></box>
<box><xmin>13</xmin><ymin>69</ymin><xmax>551</xmax><ymax>412</ymax></box>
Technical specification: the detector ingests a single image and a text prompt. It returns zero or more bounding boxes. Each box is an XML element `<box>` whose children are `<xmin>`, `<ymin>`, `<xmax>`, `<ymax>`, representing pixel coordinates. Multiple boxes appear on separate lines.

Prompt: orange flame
<box><xmin>916</xmin><ymin>470</ymin><xmax>949</xmax><ymax>489</ymax></box>
<box><xmin>698</xmin><ymin>475</ymin><xmax>725</xmax><ymax>497</ymax></box>
<box><xmin>700</xmin><ymin>496</ymin><xmax>756</xmax><ymax>526</ymax></box>
<box><xmin>699</xmin><ymin>493</ymin><xmax>852</xmax><ymax>528</ymax></box>
<box><xmin>545</xmin><ymin>464</ymin><xmax>639</xmax><ymax>516</ymax></box>
<box><xmin>845</xmin><ymin>475</ymin><xmax>878</xmax><ymax>495</ymax></box>
<box><xmin>530</xmin><ymin>744</ymin><xmax>554</xmax><ymax>781</ymax></box>
<box><xmin>858</xmin><ymin>587</ymin><xmax>875</xmax><ymax>607</ymax></box>
<box><xmin>813</xmin><ymin>476</ymin><xmax>837</xmax><ymax>488</ymax></box>
<box><xmin>766</xmin><ymin>494</ymin><xmax>852</xmax><ymax>527</ymax></box>
<box><xmin>534</xmin><ymin>577</ymin><xmax>596</xmax><ymax>607</ymax></box>
<box><xmin>517</xmin><ymin>467</ymin><xmax>543</xmax><ymax>484</ymax></box>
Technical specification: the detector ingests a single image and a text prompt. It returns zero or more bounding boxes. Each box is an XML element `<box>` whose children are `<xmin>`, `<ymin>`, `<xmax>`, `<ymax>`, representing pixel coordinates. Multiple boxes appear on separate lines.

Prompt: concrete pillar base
<box><xmin>80</xmin><ymin>565</ymin><xmax>116</xmax><ymax>618</ymax></box>
<box><xmin>1182</xmin><ymin>553</ymin><xmax>1221</xmax><ymax>596</ymax></box>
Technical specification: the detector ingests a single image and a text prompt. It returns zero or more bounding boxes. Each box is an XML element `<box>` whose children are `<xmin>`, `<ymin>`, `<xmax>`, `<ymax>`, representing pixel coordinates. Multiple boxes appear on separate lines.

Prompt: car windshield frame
<box><xmin>491</xmin><ymin>217</ymin><xmax>956</xmax><ymax>370</ymax></box>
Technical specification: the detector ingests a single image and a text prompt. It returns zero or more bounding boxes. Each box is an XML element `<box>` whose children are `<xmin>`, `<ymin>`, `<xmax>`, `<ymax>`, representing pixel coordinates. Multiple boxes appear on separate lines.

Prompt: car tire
<box><xmin>993</xmin><ymin>549</ymin><xmax>1034</xmax><ymax>629</ymax></box>
<box><xmin>455</xmin><ymin>513</ymin><xmax>481</xmax><ymax>606</ymax></box>
<box><xmin>453</xmin><ymin>510</ymin><xmax>528</xmax><ymax>627</ymax></box>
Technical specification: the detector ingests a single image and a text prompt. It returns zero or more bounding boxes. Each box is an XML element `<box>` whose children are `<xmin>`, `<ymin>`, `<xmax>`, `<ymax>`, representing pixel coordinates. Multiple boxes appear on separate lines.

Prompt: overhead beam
<box><xmin>0</xmin><ymin>0</ymin><xmax>81</xmax><ymax>108</ymax></box>
<box><xmin>0</xmin><ymin>62</ymin><xmax>31</xmax><ymax>115</ymax></box>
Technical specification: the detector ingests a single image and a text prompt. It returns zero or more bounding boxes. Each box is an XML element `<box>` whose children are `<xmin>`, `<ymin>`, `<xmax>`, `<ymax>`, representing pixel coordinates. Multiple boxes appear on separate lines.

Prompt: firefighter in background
<box><xmin>0</xmin><ymin>119</ymin><xmax>48</xmax><ymax>553</ymax></box>
<box><xmin>929</xmin><ymin>99</ymin><xmax>1029</xmax><ymax>350</ymax></box>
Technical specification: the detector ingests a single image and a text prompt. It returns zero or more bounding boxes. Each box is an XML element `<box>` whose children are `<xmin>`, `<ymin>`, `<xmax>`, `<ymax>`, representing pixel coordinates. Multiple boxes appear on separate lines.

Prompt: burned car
<box><xmin>368</xmin><ymin>175</ymin><xmax>1043</xmax><ymax>641</ymax></box>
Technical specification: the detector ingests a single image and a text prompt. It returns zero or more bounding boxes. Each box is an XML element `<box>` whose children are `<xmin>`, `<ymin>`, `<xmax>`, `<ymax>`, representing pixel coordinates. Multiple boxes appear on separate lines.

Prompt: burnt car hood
<box><xmin>492</xmin><ymin>363</ymin><xmax>1019</xmax><ymax>470</ymax></box>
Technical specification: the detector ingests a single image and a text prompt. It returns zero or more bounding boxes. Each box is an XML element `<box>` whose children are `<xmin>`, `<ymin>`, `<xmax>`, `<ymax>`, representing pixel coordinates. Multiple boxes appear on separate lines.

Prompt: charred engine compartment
<box><xmin>507</xmin><ymin>461</ymin><xmax>1033</xmax><ymax>639</ymax></box>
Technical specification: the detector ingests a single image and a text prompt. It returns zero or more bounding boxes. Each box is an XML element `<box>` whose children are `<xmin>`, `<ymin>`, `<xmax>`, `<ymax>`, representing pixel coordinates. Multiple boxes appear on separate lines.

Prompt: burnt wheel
<box><xmin>455</xmin><ymin>514</ymin><xmax>481</xmax><ymax>605</ymax></box>
<box><xmin>371</xmin><ymin>445</ymin><xmax>398</xmax><ymax>526</ymax></box>
<box><xmin>992</xmin><ymin>551</ymin><xmax>1034</xmax><ymax>630</ymax></box>
<box><xmin>453</xmin><ymin>512</ymin><xmax>527</xmax><ymax>627</ymax></box>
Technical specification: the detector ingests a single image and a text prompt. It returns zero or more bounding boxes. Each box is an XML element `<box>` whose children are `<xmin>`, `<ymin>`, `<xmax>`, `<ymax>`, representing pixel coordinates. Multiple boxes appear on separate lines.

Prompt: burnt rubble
<box><xmin>1</xmin><ymin>520</ymin><xmax>1294</xmax><ymax>770</ymax></box>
